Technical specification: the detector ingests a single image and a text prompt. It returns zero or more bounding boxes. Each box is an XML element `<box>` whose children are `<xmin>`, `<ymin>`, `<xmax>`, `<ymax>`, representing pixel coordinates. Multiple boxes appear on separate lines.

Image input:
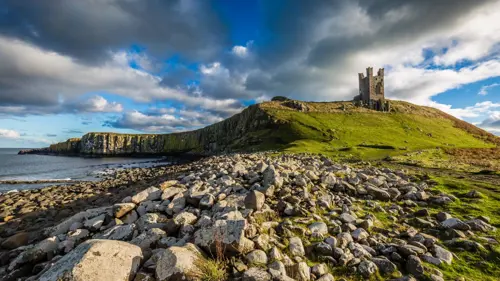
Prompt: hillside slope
<box><xmin>22</xmin><ymin>100</ymin><xmax>499</xmax><ymax>166</ymax></box>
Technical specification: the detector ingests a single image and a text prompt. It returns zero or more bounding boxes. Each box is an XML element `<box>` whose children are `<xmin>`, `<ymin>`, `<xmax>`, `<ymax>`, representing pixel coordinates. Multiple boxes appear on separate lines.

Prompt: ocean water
<box><xmin>0</xmin><ymin>148</ymin><xmax>166</xmax><ymax>192</ymax></box>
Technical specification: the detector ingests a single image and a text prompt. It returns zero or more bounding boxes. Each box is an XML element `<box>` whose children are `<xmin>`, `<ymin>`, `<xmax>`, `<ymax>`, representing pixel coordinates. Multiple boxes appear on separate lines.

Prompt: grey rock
<box><xmin>289</xmin><ymin>237</ymin><xmax>305</xmax><ymax>257</ymax></box>
<box><xmin>38</xmin><ymin>239</ymin><xmax>142</xmax><ymax>281</ymax></box>
<box><xmin>242</xmin><ymin>267</ymin><xmax>271</xmax><ymax>281</ymax></box>
<box><xmin>246</xmin><ymin>249</ymin><xmax>268</xmax><ymax>265</ymax></box>
<box><xmin>358</xmin><ymin>260</ymin><xmax>378</xmax><ymax>277</ymax></box>
<box><xmin>155</xmin><ymin>243</ymin><xmax>205</xmax><ymax>281</ymax></box>
<box><xmin>132</xmin><ymin>187</ymin><xmax>162</xmax><ymax>204</ymax></box>
<box><xmin>245</xmin><ymin>190</ymin><xmax>265</xmax><ymax>211</ymax></box>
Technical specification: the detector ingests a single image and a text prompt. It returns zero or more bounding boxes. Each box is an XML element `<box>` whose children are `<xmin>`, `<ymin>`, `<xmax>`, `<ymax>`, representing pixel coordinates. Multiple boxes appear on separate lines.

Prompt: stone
<box><xmin>166</xmin><ymin>211</ymin><xmax>198</xmax><ymax>234</ymax></box>
<box><xmin>242</xmin><ymin>267</ymin><xmax>271</xmax><ymax>281</ymax></box>
<box><xmin>337</xmin><ymin>232</ymin><xmax>353</xmax><ymax>248</ymax></box>
<box><xmin>94</xmin><ymin>224</ymin><xmax>136</xmax><ymax>241</ymax></box>
<box><xmin>366</xmin><ymin>185</ymin><xmax>391</xmax><ymax>201</ymax></box>
<box><xmin>194</xmin><ymin>219</ymin><xmax>255</xmax><ymax>255</ymax></box>
<box><xmin>433</xmin><ymin>245</ymin><xmax>453</xmax><ymax>265</ymax></box>
<box><xmin>136</xmin><ymin>213</ymin><xmax>168</xmax><ymax>232</ymax></box>
<box><xmin>38</xmin><ymin>239</ymin><xmax>142</xmax><ymax>281</ymax></box>
<box><xmin>246</xmin><ymin>249</ymin><xmax>268</xmax><ymax>265</ymax></box>
<box><xmin>372</xmin><ymin>257</ymin><xmax>397</xmax><ymax>275</ymax></box>
<box><xmin>440</xmin><ymin>218</ymin><xmax>471</xmax><ymax>231</ymax></box>
<box><xmin>406</xmin><ymin>255</ymin><xmax>424</xmax><ymax>277</ymax></box>
<box><xmin>311</xmin><ymin>263</ymin><xmax>329</xmax><ymax>276</ymax></box>
<box><xmin>358</xmin><ymin>260</ymin><xmax>378</xmax><ymax>277</ymax></box>
<box><xmin>132</xmin><ymin>187</ymin><xmax>162</xmax><ymax>204</ymax></box>
<box><xmin>466</xmin><ymin>219</ymin><xmax>496</xmax><ymax>232</ymax></box>
<box><xmin>131</xmin><ymin>228</ymin><xmax>166</xmax><ymax>251</ymax></box>
<box><xmin>8</xmin><ymin>236</ymin><xmax>59</xmax><ymax>271</ymax></box>
<box><xmin>255</xmin><ymin>234</ymin><xmax>272</xmax><ymax>251</ymax></box>
<box><xmin>122</xmin><ymin>210</ymin><xmax>139</xmax><ymax>224</ymax></box>
<box><xmin>244</xmin><ymin>191</ymin><xmax>265</xmax><ymax>211</ymax></box>
<box><xmin>269</xmin><ymin>260</ymin><xmax>287</xmax><ymax>278</ymax></box>
<box><xmin>199</xmin><ymin>194</ymin><xmax>215</xmax><ymax>209</ymax></box>
<box><xmin>435</xmin><ymin>212</ymin><xmax>452</xmax><ymax>222</ymax></box>
<box><xmin>1</xmin><ymin>232</ymin><xmax>29</xmax><ymax>250</ymax></box>
<box><xmin>289</xmin><ymin>237</ymin><xmax>305</xmax><ymax>257</ymax></box>
<box><xmin>339</xmin><ymin>213</ymin><xmax>356</xmax><ymax>223</ymax></box>
<box><xmin>288</xmin><ymin>262</ymin><xmax>310</xmax><ymax>281</ymax></box>
<box><xmin>263</xmin><ymin>165</ymin><xmax>283</xmax><ymax>188</ymax></box>
<box><xmin>161</xmin><ymin>187</ymin><xmax>186</xmax><ymax>201</ymax></box>
<box><xmin>308</xmin><ymin>222</ymin><xmax>328</xmax><ymax>236</ymax></box>
<box><xmin>155</xmin><ymin>243</ymin><xmax>205</xmax><ymax>281</ymax></box>
<box><xmin>113</xmin><ymin>203</ymin><xmax>136</xmax><ymax>218</ymax></box>
<box><xmin>351</xmin><ymin>228</ymin><xmax>369</xmax><ymax>241</ymax></box>
<box><xmin>84</xmin><ymin>214</ymin><xmax>106</xmax><ymax>231</ymax></box>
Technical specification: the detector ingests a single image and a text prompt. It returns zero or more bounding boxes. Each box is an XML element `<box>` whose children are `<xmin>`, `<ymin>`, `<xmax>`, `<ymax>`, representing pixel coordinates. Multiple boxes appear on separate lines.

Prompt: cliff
<box><xmin>20</xmin><ymin>104</ymin><xmax>276</xmax><ymax>156</ymax></box>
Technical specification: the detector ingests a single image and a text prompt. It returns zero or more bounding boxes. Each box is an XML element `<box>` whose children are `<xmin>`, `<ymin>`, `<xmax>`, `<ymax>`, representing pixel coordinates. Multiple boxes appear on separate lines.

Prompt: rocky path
<box><xmin>0</xmin><ymin>153</ymin><xmax>497</xmax><ymax>280</ymax></box>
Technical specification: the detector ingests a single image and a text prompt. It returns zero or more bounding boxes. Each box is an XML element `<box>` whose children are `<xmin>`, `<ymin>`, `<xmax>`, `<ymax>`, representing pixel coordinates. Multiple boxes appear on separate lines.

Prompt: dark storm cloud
<box><xmin>0</xmin><ymin>0</ymin><xmax>227</xmax><ymax>64</ymax></box>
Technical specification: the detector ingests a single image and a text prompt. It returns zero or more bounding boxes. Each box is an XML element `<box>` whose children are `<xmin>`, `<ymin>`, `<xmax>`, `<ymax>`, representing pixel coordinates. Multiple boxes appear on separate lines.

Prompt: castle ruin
<box><xmin>354</xmin><ymin>67</ymin><xmax>389</xmax><ymax>111</ymax></box>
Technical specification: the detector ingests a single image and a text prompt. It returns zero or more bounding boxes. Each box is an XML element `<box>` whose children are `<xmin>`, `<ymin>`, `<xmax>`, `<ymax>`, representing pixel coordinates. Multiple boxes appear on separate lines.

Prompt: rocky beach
<box><xmin>0</xmin><ymin>153</ymin><xmax>497</xmax><ymax>281</ymax></box>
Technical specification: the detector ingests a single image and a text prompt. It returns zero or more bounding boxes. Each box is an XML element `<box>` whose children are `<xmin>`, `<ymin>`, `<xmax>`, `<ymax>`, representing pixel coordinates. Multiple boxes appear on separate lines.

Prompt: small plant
<box><xmin>191</xmin><ymin>257</ymin><xmax>228</xmax><ymax>281</ymax></box>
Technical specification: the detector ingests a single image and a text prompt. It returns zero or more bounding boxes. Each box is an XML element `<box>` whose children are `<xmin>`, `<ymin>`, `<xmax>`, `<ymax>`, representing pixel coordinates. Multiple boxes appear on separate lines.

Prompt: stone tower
<box><xmin>358</xmin><ymin>67</ymin><xmax>384</xmax><ymax>103</ymax></box>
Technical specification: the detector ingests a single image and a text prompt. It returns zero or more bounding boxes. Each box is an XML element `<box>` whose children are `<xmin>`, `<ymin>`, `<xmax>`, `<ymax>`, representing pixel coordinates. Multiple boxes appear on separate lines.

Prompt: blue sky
<box><xmin>0</xmin><ymin>0</ymin><xmax>500</xmax><ymax>147</ymax></box>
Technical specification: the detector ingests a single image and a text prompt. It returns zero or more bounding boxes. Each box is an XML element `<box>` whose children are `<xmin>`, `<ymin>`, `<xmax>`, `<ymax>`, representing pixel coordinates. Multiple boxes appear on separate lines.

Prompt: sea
<box><xmin>0</xmin><ymin>148</ymin><xmax>167</xmax><ymax>192</ymax></box>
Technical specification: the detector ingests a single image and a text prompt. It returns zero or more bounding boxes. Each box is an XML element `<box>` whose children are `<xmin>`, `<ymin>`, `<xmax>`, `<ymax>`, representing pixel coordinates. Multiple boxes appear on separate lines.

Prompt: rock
<box><xmin>406</xmin><ymin>255</ymin><xmax>424</xmax><ymax>277</ymax></box>
<box><xmin>433</xmin><ymin>245</ymin><xmax>453</xmax><ymax>265</ymax></box>
<box><xmin>131</xmin><ymin>228</ymin><xmax>166</xmax><ymax>250</ymax></box>
<box><xmin>372</xmin><ymin>257</ymin><xmax>397</xmax><ymax>274</ymax></box>
<box><xmin>366</xmin><ymin>185</ymin><xmax>391</xmax><ymax>201</ymax></box>
<box><xmin>466</xmin><ymin>219</ymin><xmax>496</xmax><ymax>232</ymax></box>
<box><xmin>440</xmin><ymin>218</ymin><xmax>471</xmax><ymax>231</ymax></box>
<box><xmin>243</xmin><ymin>267</ymin><xmax>271</xmax><ymax>281</ymax></box>
<box><xmin>246</xmin><ymin>249</ymin><xmax>268</xmax><ymax>265</ymax></box>
<box><xmin>263</xmin><ymin>165</ymin><xmax>283</xmax><ymax>188</ymax></box>
<box><xmin>161</xmin><ymin>187</ymin><xmax>186</xmax><ymax>201</ymax></box>
<box><xmin>351</xmin><ymin>228</ymin><xmax>369</xmax><ymax>241</ymax></box>
<box><xmin>113</xmin><ymin>203</ymin><xmax>136</xmax><ymax>218</ymax></box>
<box><xmin>337</xmin><ymin>232</ymin><xmax>353</xmax><ymax>249</ymax></box>
<box><xmin>8</xmin><ymin>236</ymin><xmax>59</xmax><ymax>271</ymax></box>
<box><xmin>288</xmin><ymin>262</ymin><xmax>310</xmax><ymax>281</ymax></box>
<box><xmin>94</xmin><ymin>224</ymin><xmax>136</xmax><ymax>241</ymax></box>
<box><xmin>269</xmin><ymin>260</ymin><xmax>287</xmax><ymax>278</ymax></box>
<box><xmin>1</xmin><ymin>232</ymin><xmax>29</xmax><ymax>250</ymax></box>
<box><xmin>311</xmin><ymin>263</ymin><xmax>329</xmax><ymax>276</ymax></box>
<box><xmin>132</xmin><ymin>187</ymin><xmax>162</xmax><ymax>204</ymax></box>
<box><xmin>289</xmin><ymin>237</ymin><xmax>305</xmax><ymax>256</ymax></box>
<box><xmin>308</xmin><ymin>222</ymin><xmax>328</xmax><ymax>236</ymax></box>
<box><xmin>244</xmin><ymin>191</ymin><xmax>265</xmax><ymax>211</ymax></box>
<box><xmin>435</xmin><ymin>212</ymin><xmax>452</xmax><ymax>222</ymax></box>
<box><xmin>84</xmin><ymin>214</ymin><xmax>106</xmax><ymax>231</ymax></box>
<box><xmin>39</xmin><ymin>239</ymin><xmax>142</xmax><ymax>281</ymax></box>
<box><xmin>465</xmin><ymin>190</ymin><xmax>482</xmax><ymax>198</ymax></box>
<box><xmin>166</xmin><ymin>211</ymin><xmax>198</xmax><ymax>234</ymax></box>
<box><xmin>122</xmin><ymin>210</ymin><xmax>139</xmax><ymax>224</ymax></box>
<box><xmin>155</xmin><ymin>243</ymin><xmax>205</xmax><ymax>281</ymax></box>
<box><xmin>136</xmin><ymin>213</ymin><xmax>168</xmax><ymax>232</ymax></box>
<box><xmin>358</xmin><ymin>260</ymin><xmax>378</xmax><ymax>277</ymax></box>
<box><xmin>255</xmin><ymin>234</ymin><xmax>272</xmax><ymax>251</ymax></box>
<box><xmin>194</xmin><ymin>219</ymin><xmax>255</xmax><ymax>255</ymax></box>
<box><xmin>339</xmin><ymin>213</ymin><xmax>356</xmax><ymax>223</ymax></box>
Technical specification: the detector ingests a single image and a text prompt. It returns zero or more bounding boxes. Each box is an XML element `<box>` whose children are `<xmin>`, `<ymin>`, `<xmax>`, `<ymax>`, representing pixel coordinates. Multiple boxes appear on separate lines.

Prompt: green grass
<box><xmin>412</xmin><ymin>176</ymin><xmax>500</xmax><ymax>281</ymax></box>
<box><xmin>262</xmin><ymin>108</ymin><xmax>493</xmax><ymax>160</ymax></box>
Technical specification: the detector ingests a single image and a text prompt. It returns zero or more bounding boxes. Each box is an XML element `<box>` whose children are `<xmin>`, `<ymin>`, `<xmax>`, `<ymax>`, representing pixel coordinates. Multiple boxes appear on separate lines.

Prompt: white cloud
<box><xmin>0</xmin><ymin>36</ymin><xmax>241</xmax><ymax>116</ymax></box>
<box><xmin>478</xmin><ymin>83</ymin><xmax>500</xmax><ymax>95</ymax></box>
<box><xmin>232</xmin><ymin>46</ymin><xmax>248</xmax><ymax>57</ymax></box>
<box><xmin>76</xmin><ymin>96</ymin><xmax>123</xmax><ymax>113</ymax></box>
<box><xmin>0</xmin><ymin>129</ymin><xmax>20</xmax><ymax>139</ymax></box>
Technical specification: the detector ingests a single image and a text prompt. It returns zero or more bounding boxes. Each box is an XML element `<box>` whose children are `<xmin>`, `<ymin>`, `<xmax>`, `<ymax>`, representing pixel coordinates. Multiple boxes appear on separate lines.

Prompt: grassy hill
<box><xmin>244</xmin><ymin>100</ymin><xmax>499</xmax><ymax>171</ymax></box>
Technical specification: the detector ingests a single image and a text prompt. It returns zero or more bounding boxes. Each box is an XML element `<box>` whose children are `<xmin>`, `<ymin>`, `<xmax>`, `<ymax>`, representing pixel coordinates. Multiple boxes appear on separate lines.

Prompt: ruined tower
<box><xmin>358</xmin><ymin>67</ymin><xmax>384</xmax><ymax>103</ymax></box>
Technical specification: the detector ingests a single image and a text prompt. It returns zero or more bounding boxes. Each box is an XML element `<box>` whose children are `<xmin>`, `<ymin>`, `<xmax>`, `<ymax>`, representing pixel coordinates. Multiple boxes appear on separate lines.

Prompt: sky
<box><xmin>0</xmin><ymin>0</ymin><xmax>500</xmax><ymax>148</ymax></box>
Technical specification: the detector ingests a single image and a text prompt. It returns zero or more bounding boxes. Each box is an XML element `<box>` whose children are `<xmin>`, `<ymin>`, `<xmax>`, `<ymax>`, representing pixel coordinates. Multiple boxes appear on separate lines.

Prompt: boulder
<box><xmin>358</xmin><ymin>260</ymin><xmax>378</xmax><ymax>278</ymax></box>
<box><xmin>263</xmin><ymin>165</ymin><xmax>283</xmax><ymax>188</ymax></box>
<box><xmin>8</xmin><ymin>236</ymin><xmax>59</xmax><ymax>271</ymax></box>
<box><xmin>155</xmin><ymin>243</ymin><xmax>206</xmax><ymax>281</ymax></box>
<box><xmin>38</xmin><ymin>239</ymin><xmax>142</xmax><ymax>281</ymax></box>
<box><xmin>289</xmin><ymin>237</ymin><xmax>305</xmax><ymax>257</ymax></box>
<box><xmin>94</xmin><ymin>224</ymin><xmax>136</xmax><ymax>241</ymax></box>
<box><xmin>132</xmin><ymin>187</ymin><xmax>162</xmax><ymax>204</ymax></box>
<box><xmin>308</xmin><ymin>222</ymin><xmax>328</xmax><ymax>236</ymax></box>
<box><xmin>440</xmin><ymin>218</ymin><xmax>471</xmax><ymax>231</ymax></box>
<box><xmin>366</xmin><ymin>185</ymin><xmax>391</xmax><ymax>201</ymax></box>
<box><xmin>194</xmin><ymin>219</ymin><xmax>255</xmax><ymax>255</ymax></box>
<box><xmin>113</xmin><ymin>203</ymin><xmax>136</xmax><ymax>218</ymax></box>
<box><xmin>246</xmin><ymin>249</ymin><xmax>268</xmax><ymax>265</ymax></box>
<box><xmin>243</xmin><ymin>267</ymin><xmax>271</xmax><ymax>281</ymax></box>
<box><xmin>244</xmin><ymin>191</ymin><xmax>265</xmax><ymax>211</ymax></box>
<box><xmin>1</xmin><ymin>232</ymin><xmax>29</xmax><ymax>250</ymax></box>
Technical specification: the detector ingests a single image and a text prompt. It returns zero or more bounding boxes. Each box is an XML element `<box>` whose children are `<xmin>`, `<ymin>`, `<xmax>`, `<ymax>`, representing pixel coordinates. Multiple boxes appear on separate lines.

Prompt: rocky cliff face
<box><xmin>25</xmin><ymin>105</ymin><xmax>275</xmax><ymax>156</ymax></box>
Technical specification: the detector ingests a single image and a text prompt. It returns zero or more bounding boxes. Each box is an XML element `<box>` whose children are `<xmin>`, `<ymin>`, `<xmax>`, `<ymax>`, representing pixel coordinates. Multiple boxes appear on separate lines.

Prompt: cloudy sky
<box><xmin>1</xmin><ymin>0</ymin><xmax>500</xmax><ymax>147</ymax></box>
